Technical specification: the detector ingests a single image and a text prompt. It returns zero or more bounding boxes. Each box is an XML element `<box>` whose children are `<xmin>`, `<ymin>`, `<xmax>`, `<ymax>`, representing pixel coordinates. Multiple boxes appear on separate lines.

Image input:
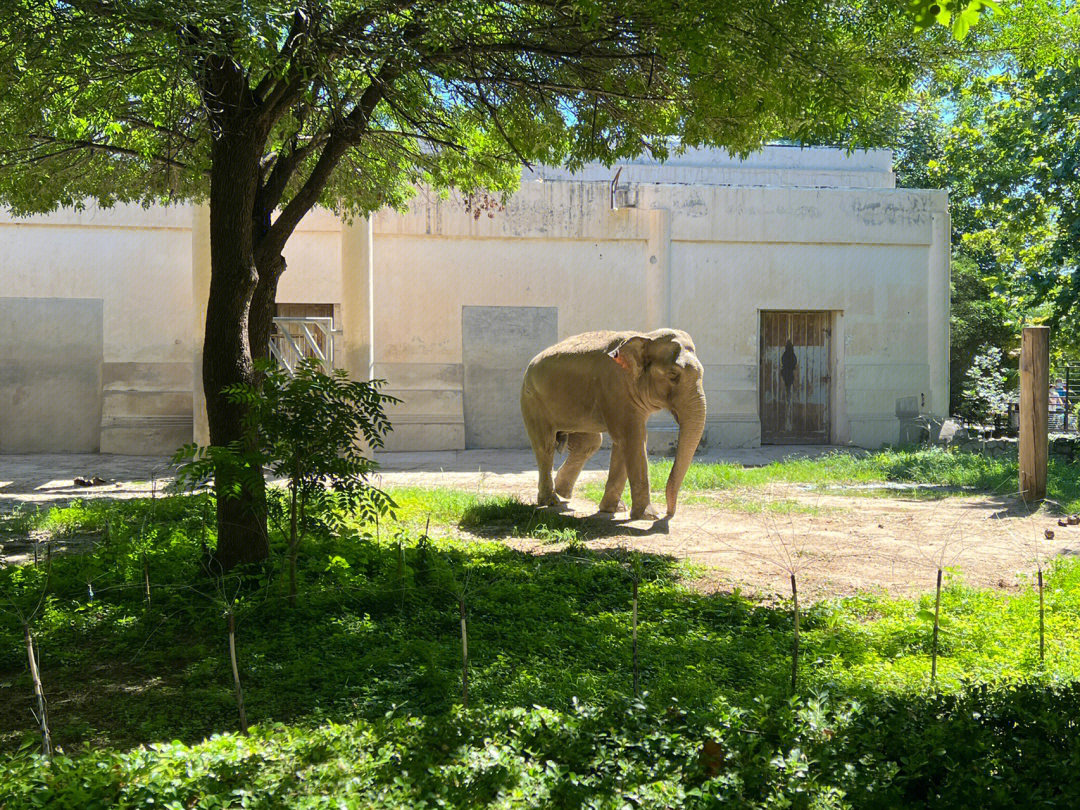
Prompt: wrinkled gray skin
<box><xmin>520</xmin><ymin>328</ymin><xmax>707</xmax><ymax>520</ymax></box>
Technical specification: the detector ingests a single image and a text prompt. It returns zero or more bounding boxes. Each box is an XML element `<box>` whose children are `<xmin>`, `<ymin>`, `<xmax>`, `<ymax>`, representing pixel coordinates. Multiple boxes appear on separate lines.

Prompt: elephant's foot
<box><xmin>554</xmin><ymin>481</ymin><xmax>575</xmax><ymax>500</ymax></box>
<box><xmin>665</xmin><ymin>493</ymin><xmax>679</xmax><ymax>518</ymax></box>
<box><xmin>537</xmin><ymin>491</ymin><xmax>569</xmax><ymax>509</ymax></box>
<box><xmin>597</xmin><ymin>498</ymin><xmax>627</xmax><ymax>514</ymax></box>
<box><xmin>629</xmin><ymin>503</ymin><xmax>662</xmax><ymax>521</ymax></box>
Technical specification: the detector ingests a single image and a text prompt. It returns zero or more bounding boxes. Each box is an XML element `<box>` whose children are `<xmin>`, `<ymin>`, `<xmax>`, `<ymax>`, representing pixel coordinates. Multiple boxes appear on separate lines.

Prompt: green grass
<box><xmin>665</xmin><ymin>447</ymin><xmax>1021</xmax><ymax>492</ymax></box>
<box><xmin>6</xmin><ymin>450</ymin><xmax>1080</xmax><ymax>807</ymax></box>
<box><xmin>576</xmin><ymin>447</ymin><xmax>1080</xmax><ymax>513</ymax></box>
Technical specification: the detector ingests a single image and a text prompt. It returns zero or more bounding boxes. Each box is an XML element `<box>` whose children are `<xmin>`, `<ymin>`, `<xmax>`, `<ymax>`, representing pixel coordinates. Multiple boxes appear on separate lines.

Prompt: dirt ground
<box><xmin>374</xmin><ymin>465</ymin><xmax>1072</xmax><ymax>603</ymax></box>
<box><xmin>1</xmin><ymin>451</ymin><xmax>1072</xmax><ymax>602</ymax></box>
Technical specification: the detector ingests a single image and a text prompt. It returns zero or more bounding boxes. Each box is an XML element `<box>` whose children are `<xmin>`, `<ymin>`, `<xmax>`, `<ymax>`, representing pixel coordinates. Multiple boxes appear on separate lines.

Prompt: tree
<box><xmin>0</xmin><ymin>1</ymin><xmax>957</xmax><ymax>568</ymax></box>
<box><xmin>892</xmin><ymin>0</ymin><xmax>1080</xmax><ymax>375</ymax></box>
<box><xmin>957</xmin><ymin>344</ymin><xmax>1011</xmax><ymax>430</ymax></box>
<box><xmin>894</xmin><ymin>114</ymin><xmax>1017</xmax><ymax>413</ymax></box>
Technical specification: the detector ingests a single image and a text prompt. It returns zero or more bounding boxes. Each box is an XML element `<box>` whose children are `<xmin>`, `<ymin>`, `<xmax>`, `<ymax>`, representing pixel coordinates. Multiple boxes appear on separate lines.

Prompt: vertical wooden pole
<box><xmin>1019</xmin><ymin>326</ymin><xmax>1050</xmax><ymax>502</ymax></box>
<box><xmin>227</xmin><ymin>611</ymin><xmax>248</xmax><ymax>736</ymax></box>
<box><xmin>631</xmin><ymin>578</ymin><xmax>640</xmax><ymax>698</ymax></box>
<box><xmin>25</xmin><ymin>625</ymin><xmax>52</xmax><ymax>758</ymax></box>
<box><xmin>790</xmin><ymin>573</ymin><xmax>800</xmax><ymax>692</ymax></box>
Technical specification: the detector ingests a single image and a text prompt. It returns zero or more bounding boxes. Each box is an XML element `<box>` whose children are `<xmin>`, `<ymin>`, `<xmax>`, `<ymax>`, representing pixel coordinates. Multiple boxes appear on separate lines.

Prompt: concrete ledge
<box><xmin>705</xmin><ymin>419</ymin><xmax>762</xmax><ymax>449</ymax></box>
<box><xmin>100</xmin><ymin>417</ymin><xmax>193</xmax><ymax>455</ymax></box>
<box><xmin>383</xmin><ymin>422</ymin><xmax>465</xmax><ymax>452</ymax></box>
<box><xmin>385</xmin><ymin>389</ymin><xmax>464</xmax><ymax>418</ymax></box>
<box><xmin>102</xmin><ymin>390</ymin><xmax>193</xmax><ymax>419</ymax></box>
<box><xmin>102</xmin><ymin>362</ymin><xmax>193</xmax><ymax>392</ymax></box>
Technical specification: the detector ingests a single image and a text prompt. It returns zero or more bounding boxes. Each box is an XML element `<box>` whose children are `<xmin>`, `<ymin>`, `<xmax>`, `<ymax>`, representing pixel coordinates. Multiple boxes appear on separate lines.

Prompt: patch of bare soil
<box><xmin>376</xmin><ymin>468</ymin><xmax>1072</xmax><ymax>603</ymax></box>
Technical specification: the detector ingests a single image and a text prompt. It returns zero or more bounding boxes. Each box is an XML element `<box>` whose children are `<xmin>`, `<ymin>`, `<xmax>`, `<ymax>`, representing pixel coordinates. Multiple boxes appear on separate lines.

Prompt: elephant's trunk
<box><xmin>665</xmin><ymin>384</ymin><xmax>707</xmax><ymax>517</ymax></box>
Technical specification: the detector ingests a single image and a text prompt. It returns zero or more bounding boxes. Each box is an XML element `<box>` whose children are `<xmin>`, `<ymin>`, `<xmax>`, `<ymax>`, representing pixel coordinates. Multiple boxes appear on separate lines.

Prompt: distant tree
<box><xmin>948</xmin><ymin>256</ymin><xmax>1016</xmax><ymax>415</ymax></box>
<box><xmin>957</xmin><ymin>345</ymin><xmax>1011</xmax><ymax>430</ymax></box>
<box><xmin>0</xmin><ymin>1</ymin><xmax>976</xmax><ymax>568</ymax></box>
<box><xmin>893</xmin><ymin>0</ymin><xmax>1080</xmax><ymax>382</ymax></box>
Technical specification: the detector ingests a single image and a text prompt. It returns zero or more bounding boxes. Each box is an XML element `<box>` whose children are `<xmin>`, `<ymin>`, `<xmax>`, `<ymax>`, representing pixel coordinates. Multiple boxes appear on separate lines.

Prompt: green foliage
<box><xmin>240</xmin><ymin>359</ymin><xmax>396</xmax><ymax>522</ymax></box>
<box><xmin>0</xmin><ymin>0</ymin><xmax>940</xmax><ymax>217</ymax></box>
<box><xmin>957</xmin><ymin>345</ymin><xmax>1012</xmax><ymax>428</ymax></box>
<box><xmin>173</xmin><ymin>360</ymin><xmax>395</xmax><ymax>595</ymax></box>
<box><xmin>948</xmin><ymin>256</ymin><xmax>1018</xmax><ymax>414</ymax></box>
<box><xmin>583</xmin><ymin>445</ymin><xmax>1080</xmax><ymax>512</ymax></box>
<box><xmin>893</xmin><ymin>5</ymin><xmax>1080</xmax><ymax>355</ymax></box>
<box><xmin>4</xmin><ymin>501</ymin><xmax>1080</xmax><ymax>806</ymax></box>
<box><xmin>647</xmin><ymin>448</ymin><xmax>1019</xmax><ymax>494</ymax></box>
<box><xmin>9</xmin><ymin>450</ymin><xmax>1080</xmax><ymax>804</ymax></box>
<box><xmin>907</xmin><ymin>0</ymin><xmax>1000</xmax><ymax>40</ymax></box>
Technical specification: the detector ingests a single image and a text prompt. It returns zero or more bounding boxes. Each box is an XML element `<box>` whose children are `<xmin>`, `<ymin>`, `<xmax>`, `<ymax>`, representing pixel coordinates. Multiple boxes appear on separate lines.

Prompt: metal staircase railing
<box><xmin>269</xmin><ymin>316</ymin><xmax>334</xmax><ymax>374</ymax></box>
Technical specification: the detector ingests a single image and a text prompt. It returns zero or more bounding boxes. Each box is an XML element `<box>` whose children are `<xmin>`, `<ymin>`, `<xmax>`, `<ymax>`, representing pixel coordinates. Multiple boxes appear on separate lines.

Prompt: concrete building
<box><xmin>0</xmin><ymin>146</ymin><xmax>949</xmax><ymax>455</ymax></box>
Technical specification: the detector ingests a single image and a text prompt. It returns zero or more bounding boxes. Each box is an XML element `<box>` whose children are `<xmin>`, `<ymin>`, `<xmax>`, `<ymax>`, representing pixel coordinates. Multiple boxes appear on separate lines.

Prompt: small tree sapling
<box><xmin>176</xmin><ymin>359</ymin><xmax>396</xmax><ymax>602</ymax></box>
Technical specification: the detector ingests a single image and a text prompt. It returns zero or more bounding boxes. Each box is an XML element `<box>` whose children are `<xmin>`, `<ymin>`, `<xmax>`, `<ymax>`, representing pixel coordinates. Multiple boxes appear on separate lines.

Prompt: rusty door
<box><xmin>760</xmin><ymin>311</ymin><xmax>831</xmax><ymax>444</ymax></box>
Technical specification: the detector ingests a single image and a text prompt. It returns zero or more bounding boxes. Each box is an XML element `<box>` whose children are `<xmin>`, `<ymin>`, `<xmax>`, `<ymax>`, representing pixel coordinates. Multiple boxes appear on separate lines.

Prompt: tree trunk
<box><xmin>249</xmin><ymin>203</ymin><xmax>286</xmax><ymax>368</ymax></box>
<box><xmin>248</xmin><ymin>256</ymin><xmax>285</xmax><ymax>366</ymax></box>
<box><xmin>204</xmin><ymin>132</ymin><xmax>270</xmax><ymax>570</ymax></box>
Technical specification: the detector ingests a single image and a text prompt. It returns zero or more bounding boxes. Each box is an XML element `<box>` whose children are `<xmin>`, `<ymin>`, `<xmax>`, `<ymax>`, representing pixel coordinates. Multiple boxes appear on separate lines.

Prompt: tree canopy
<box><xmin>894</xmin><ymin>0</ymin><xmax>1080</xmax><ymax>369</ymax></box>
<box><xmin>0</xmin><ymin>0</ymin><xmax>942</xmax><ymax>218</ymax></box>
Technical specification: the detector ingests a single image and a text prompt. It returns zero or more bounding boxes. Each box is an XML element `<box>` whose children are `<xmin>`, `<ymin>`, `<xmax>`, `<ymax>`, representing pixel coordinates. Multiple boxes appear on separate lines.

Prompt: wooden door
<box><xmin>760</xmin><ymin>311</ymin><xmax>831</xmax><ymax>444</ymax></box>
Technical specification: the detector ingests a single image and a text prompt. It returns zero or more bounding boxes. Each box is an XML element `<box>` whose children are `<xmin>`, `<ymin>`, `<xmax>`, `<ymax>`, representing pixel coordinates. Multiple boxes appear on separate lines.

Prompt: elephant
<box><xmin>520</xmin><ymin>328</ymin><xmax>706</xmax><ymax>520</ymax></box>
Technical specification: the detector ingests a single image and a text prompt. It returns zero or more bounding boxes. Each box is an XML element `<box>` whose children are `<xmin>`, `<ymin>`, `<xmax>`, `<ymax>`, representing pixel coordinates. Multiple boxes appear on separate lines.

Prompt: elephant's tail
<box><xmin>555</xmin><ymin>432</ymin><xmax>568</xmax><ymax>455</ymax></box>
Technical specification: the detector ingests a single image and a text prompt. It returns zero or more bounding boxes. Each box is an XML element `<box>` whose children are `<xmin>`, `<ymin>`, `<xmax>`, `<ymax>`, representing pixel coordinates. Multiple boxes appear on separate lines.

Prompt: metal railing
<box><xmin>269</xmin><ymin>316</ymin><xmax>334</xmax><ymax>375</ymax></box>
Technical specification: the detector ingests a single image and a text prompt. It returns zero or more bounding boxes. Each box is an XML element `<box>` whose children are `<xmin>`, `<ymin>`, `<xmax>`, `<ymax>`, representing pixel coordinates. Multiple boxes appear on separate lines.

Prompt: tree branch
<box><xmin>256</xmin><ymin>66</ymin><xmax>395</xmax><ymax>268</ymax></box>
<box><xmin>25</xmin><ymin>135</ymin><xmax>192</xmax><ymax>172</ymax></box>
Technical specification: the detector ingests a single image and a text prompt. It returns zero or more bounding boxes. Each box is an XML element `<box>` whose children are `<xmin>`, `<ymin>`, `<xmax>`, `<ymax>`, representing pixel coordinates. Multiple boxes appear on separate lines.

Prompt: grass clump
<box><xmin>666</xmin><ymin>447</ymin><xmax>1019</xmax><ymax>492</ymax></box>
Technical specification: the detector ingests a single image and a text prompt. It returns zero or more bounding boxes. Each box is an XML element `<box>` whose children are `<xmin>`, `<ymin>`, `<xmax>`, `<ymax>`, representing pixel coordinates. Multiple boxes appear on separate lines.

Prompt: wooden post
<box><xmin>1019</xmin><ymin>326</ymin><xmax>1050</xmax><ymax>502</ymax></box>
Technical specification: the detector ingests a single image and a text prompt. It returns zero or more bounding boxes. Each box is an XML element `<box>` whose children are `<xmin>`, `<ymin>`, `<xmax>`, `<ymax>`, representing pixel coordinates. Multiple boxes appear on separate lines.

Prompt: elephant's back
<box><xmin>525</xmin><ymin>330</ymin><xmax>629</xmax><ymax>368</ymax></box>
<box><xmin>521</xmin><ymin>331</ymin><xmax>625</xmax><ymax>407</ymax></box>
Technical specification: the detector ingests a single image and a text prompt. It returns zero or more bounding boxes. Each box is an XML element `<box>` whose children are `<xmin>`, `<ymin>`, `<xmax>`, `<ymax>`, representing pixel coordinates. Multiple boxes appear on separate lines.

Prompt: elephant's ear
<box><xmin>645</xmin><ymin>335</ymin><xmax>687</xmax><ymax>375</ymax></box>
<box><xmin>609</xmin><ymin>335</ymin><xmax>650</xmax><ymax>376</ymax></box>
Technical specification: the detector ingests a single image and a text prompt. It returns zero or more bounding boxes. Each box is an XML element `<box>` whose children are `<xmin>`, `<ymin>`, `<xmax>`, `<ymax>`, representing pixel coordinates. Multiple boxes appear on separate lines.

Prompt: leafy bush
<box><xmin>6</xmin><ymin>685</ymin><xmax>1080</xmax><ymax>809</ymax></box>
<box><xmin>174</xmin><ymin>359</ymin><xmax>396</xmax><ymax>601</ymax></box>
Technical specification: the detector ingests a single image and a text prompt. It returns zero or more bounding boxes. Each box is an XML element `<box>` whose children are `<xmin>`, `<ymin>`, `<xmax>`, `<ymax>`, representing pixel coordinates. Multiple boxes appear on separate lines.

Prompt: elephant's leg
<box><xmin>523</xmin><ymin>412</ymin><xmax>560</xmax><ymax>507</ymax></box>
<box><xmin>554</xmin><ymin>432</ymin><xmax>603</xmax><ymax>499</ymax></box>
<box><xmin>626</xmin><ymin>431</ymin><xmax>660</xmax><ymax>520</ymax></box>
<box><xmin>598</xmin><ymin>441</ymin><xmax>629</xmax><ymax>513</ymax></box>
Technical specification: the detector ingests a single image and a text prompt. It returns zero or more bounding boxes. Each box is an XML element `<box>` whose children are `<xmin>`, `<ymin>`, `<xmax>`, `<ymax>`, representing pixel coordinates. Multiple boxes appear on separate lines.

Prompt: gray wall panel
<box><xmin>462</xmin><ymin>306</ymin><xmax>557</xmax><ymax>448</ymax></box>
<box><xmin>0</xmin><ymin>297</ymin><xmax>104</xmax><ymax>452</ymax></box>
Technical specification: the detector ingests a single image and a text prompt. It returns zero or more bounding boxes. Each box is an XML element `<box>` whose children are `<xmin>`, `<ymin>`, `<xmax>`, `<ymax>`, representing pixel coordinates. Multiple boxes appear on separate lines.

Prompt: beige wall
<box><xmin>0</xmin><ymin>205</ymin><xmax>195</xmax><ymax>454</ymax></box>
<box><xmin>0</xmin><ymin>147</ymin><xmax>950</xmax><ymax>454</ymax></box>
<box><xmin>355</xmin><ymin>178</ymin><xmax>948</xmax><ymax>450</ymax></box>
